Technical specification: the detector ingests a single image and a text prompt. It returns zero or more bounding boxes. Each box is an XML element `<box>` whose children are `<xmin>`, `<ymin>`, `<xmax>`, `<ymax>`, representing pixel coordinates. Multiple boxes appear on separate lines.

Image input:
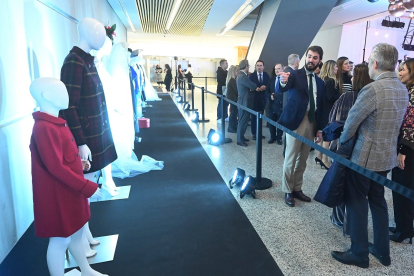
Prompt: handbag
<box><xmin>399</xmin><ymin>137</ymin><xmax>414</xmax><ymax>150</ymax></box>
<box><xmin>314</xmin><ymin>135</ymin><xmax>357</xmax><ymax>207</ymax></box>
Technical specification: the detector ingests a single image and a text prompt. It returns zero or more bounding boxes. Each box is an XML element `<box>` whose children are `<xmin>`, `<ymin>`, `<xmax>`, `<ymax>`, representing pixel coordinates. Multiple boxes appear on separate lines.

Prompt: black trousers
<box><xmin>346</xmin><ymin>169</ymin><xmax>389</xmax><ymax>258</ymax></box>
<box><xmin>269</xmin><ymin>112</ymin><xmax>283</xmax><ymax>141</ymax></box>
<box><xmin>228</xmin><ymin>104</ymin><xmax>238</xmax><ymax>132</ymax></box>
<box><xmin>392</xmin><ymin>150</ymin><xmax>414</xmax><ymax>234</ymax></box>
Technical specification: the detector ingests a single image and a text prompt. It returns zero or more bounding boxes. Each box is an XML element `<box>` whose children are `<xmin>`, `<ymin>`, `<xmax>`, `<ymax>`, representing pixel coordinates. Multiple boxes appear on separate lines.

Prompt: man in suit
<box><xmin>281</xmin><ymin>54</ymin><xmax>300</xmax><ymax>155</ymax></box>
<box><xmin>249</xmin><ymin>60</ymin><xmax>269</xmax><ymax>140</ymax></box>
<box><xmin>267</xmin><ymin>63</ymin><xmax>284</xmax><ymax>145</ymax></box>
<box><xmin>331</xmin><ymin>43</ymin><xmax>408</xmax><ymax>268</ymax></box>
<box><xmin>278</xmin><ymin>46</ymin><xmax>325</xmax><ymax>207</ymax></box>
<box><xmin>236</xmin><ymin>59</ymin><xmax>259</xmax><ymax>147</ymax></box>
<box><xmin>216</xmin><ymin>59</ymin><xmax>228</xmax><ymax>123</ymax></box>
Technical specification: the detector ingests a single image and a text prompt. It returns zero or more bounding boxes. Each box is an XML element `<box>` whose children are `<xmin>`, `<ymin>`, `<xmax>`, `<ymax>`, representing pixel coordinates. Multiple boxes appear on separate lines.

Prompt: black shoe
<box><xmin>252</xmin><ymin>135</ymin><xmax>257</xmax><ymax>140</ymax></box>
<box><xmin>237</xmin><ymin>142</ymin><xmax>248</xmax><ymax>147</ymax></box>
<box><xmin>315</xmin><ymin>157</ymin><xmax>322</xmax><ymax>165</ymax></box>
<box><xmin>228</xmin><ymin>129</ymin><xmax>237</xmax><ymax>133</ymax></box>
<box><xmin>268</xmin><ymin>139</ymin><xmax>276</xmax><ymax>144</ymax></box>
<box><xmin>389</xmin><ymin>231</ymin><xmax>414</xmax><ymax>244</ymax></box>
<box><xmin>276</xmin><ymin>139</ymin><xmax>282</xmax><ymax>145</ymax></box>
<box><xmin>243</xmin><ymin>138</ymin><xmax>249</xmax><ymax>142</ymax></box>
<box><xmin>368</xmin><ymin>242</ymin><xmax>391</xmax><ymax>266</ymax></box>
<box><xmin>285</xmin><ymin>193</ymin><xmax>295</xmax><ymax>207</ymax></box>
<box><xmin>292</xmin><ymin>191</ymin><xmax>311</xmax><ymax>202</ymax></box>
<box><xmin>331</xmin><ymin>250</ymin><xmax>369</xmax><ymax>268</ymax></box>
<box><xmin>389</xmin><ymin>227</ymin><xmax>397</xmax><ymax>234</ymax></box>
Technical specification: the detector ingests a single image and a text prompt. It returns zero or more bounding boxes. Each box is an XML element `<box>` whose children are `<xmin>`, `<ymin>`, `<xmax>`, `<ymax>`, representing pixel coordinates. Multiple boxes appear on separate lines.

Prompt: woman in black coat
<box><xmin>164</xmin><ymin>64</ymin><xmax>172</xmax><ymax>92</ymax></box>
<box><xmin>226</xmin><ymin>65</ymin><xmax>238</xmax><ymax>133</ymax></box>
<box><xmin>316</xmin><ymin>60</ymin><xmax>339</xmax><ymax>169</ymax></box>
<box><xmin>390</xmin><ymin>59</ymin><xmax>414</xmax><ymax>243</ymax></box>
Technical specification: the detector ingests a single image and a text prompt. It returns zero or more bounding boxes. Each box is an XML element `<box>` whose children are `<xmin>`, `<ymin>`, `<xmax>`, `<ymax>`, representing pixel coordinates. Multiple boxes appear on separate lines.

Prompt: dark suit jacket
<box><xmin>226</xmin><ymin>77</ymin><xmax>238</xmax><ymax>102</ymax></box>
<box><xmin>266</xmin><ymin>75</ymin><xmax>283</xmax><ymax>115</ymax></box>
<box><xmin>249</xmin><ymin>71</ymin><xmax>269</xmax><ymax>109</ymax></box>
<box><xmin>237</xmin><ymin>71</ymin><xmax>257</xmax><ymax>109</ymax></box>
<box><xmin>278</xmin><ymin>67</ymin><xmax>325</xmax><ymax>133</ymax></box>
<box><xmin>283</xmin><ymin>66</ymin><xmax>295</xmax><ymax>109</ymax></box>
<box><xmin>216</xmin><ymin>67</ymin><xmax>227</xmax><ymax>95</ymax></box>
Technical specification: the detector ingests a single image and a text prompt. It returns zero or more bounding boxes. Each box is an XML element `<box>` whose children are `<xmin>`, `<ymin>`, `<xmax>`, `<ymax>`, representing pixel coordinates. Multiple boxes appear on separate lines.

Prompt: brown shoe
<box><xmin>292</xmin><ymin>191</ymin><xmax>311</xmax><ymax>202</ymax></box>
<box><xmin>285</xmin><ymin>193</ymin><xmax>295</xmax><ymax>207</ymax></box>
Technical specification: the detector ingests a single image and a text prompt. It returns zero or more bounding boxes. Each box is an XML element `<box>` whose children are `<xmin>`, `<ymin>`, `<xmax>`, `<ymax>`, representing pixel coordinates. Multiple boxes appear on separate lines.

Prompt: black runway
<box><xmin>0</xmin><ymin>94</ymin><xmax>282</xmax><ymax>276</ymax></box>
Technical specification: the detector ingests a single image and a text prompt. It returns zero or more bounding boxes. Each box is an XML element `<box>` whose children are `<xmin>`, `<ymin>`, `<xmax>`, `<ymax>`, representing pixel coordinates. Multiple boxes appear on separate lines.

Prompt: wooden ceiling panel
<box><xmin>135</xmin><ymin>0</ymin><xmax>214</xmax><ymax>36</ymax></box>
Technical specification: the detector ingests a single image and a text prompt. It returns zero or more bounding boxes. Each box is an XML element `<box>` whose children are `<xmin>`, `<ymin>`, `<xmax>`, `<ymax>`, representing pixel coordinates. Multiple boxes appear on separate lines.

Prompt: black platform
<box><xmin>0</xmin><ymin>95</ymin><xmax>283</xmax><ymax>276</ymax></box>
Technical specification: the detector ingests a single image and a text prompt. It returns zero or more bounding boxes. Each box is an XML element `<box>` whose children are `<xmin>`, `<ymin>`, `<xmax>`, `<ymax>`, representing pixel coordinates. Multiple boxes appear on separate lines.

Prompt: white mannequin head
<box><xmin>77</xmin><ymin>18</ymin><xmax>106</xmax><ymax>53</ymax></box>
<box><xmin>30</xmin><ymin>78</ymin><xmax>68</xmax><ymax>117</ymax></box>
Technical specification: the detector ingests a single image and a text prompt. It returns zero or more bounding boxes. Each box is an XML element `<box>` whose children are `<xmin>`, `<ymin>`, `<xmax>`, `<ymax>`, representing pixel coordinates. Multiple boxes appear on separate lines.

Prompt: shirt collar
<box><xmin>304</xmin><ymin>67</ymin><xmax>315</xmax><ymax>77</ymax></box>
<box><xmin>33</xmin><ymin>111</ymin><xmax>67</xmax><ymax>126</ymax></box>
<box><xmin>375</xmin><ymin>72</ymin><xmax>387</xmax><ymax>80</ymax></box>
<box><xmin>257</xmin><ymin>71</ymin><xmax>263</xmax><ymax>76</ymax></box>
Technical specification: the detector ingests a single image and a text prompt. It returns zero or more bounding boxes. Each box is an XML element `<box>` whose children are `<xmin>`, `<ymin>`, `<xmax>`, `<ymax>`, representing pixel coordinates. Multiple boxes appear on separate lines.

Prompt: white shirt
<box><xmin>257</xmin><ymin>71</ymin><xmax>264</xmax><ymax>83</ymax></box>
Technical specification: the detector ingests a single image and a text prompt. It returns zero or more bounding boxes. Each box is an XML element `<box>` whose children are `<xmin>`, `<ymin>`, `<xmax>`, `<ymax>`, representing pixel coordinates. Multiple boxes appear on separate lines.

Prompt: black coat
<box><xmin>266</xmin><ymin>75</ymin><xmax>283</xmax><ymax>115</ymax></box>
<box><xmin>322</xmin><ymin>77</ymin><xmax>340</xmax><ymax>129</ymax></box>
<box><xmin>164</xmin><ymin>69</ymin><xmax>172</xmax><ymax>86</ymax></box>
<box><xmin>216</xmin><ymin>67</ymin><xmax>227</xmax><ymax>95</ymax></box>
<box><xmin>226</xmin><ymin>77</ymin><xmax>238</xmax><ymax>102</ymax></box>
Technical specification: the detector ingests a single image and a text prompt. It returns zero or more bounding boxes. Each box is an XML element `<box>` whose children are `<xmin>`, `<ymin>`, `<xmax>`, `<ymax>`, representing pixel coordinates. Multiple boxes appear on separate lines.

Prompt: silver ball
<box><xmin>389</xmin><ymin>1</ymin><xmax>406</xmax><ymax>17</ymax></box>
<box><xmin>403</xmin><ymin>0</ymin><xmax>414</xmax><ymax>10</ymax></box>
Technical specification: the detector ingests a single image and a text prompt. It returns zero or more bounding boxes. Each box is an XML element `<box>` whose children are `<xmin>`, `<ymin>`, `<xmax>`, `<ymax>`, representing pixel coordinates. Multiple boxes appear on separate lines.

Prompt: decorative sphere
<box><xmin>403</xmin><ymin>0</ymin><xmax>414</xmax><ymax>10</ymax></box>
<box><xmin>389</xmin><ymin>1</ymin><xmax>406</xmax><ymax>17</ymax></box>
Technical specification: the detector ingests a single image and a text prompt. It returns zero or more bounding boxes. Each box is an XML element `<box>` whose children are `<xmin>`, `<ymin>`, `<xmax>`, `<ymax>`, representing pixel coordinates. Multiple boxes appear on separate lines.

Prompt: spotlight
<box><xmin>403</xmin><ymin>0</ymin><xmax>414</xmax><ymax>10</ymax></box>
<box><xmin>240</xmin><ymin>176</ymin><xmax>256</xmax><ymax>199</ymax></box>
<box><xmin>177</xmin><ymin>96</ymin><xmax>183</xmax><ymax>103</ymax></box>
<box><xmin>228</xmin><ymin>168</ymin><xmax>245</xmax><ymax>189</ymax></box>
<box><xmin>191</xmin><ymin>111</ymin><xmax>199</xmax><ymax>122</ymax></box>
<box><xmin>183</xmin><ymin>102</ymin><xmax>190</xmax><ymax>110</ymax></box>
<box><xmin>207</xmin><ymin>129</ymin><xmax>221</xmax><ymax>146</ymax></box>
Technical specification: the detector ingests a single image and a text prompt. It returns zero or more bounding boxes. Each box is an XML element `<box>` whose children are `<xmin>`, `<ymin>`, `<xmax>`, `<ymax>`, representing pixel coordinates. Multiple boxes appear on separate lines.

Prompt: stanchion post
<box><xmin>188</xmin><ymin>83</ymin><xmax>198</xmax><ymax>111</ymax></box>
<box><xmin>178</xmin><ymin>79</ymin><xmax>181</xmax><ymax>97</ymax></box>
<box><xmin>198</xmin><ymin>87</ymin><xmax>210</xmax><ymax>123</ymax></box>
<box><xmin>205</xmin><ymin>77</ymin><xmax>208</xmax><ymax>99</ymax></box>
<box><xmin>220</xmin><ymin>97</ymin><xmax>232</xmax><ymax>144</ymax></box>
<box><xmin>183</xmin><ymin>80</ymin><xmax>187</xmax><ymax>103</ymax></box>
<box><xmin>255</xmin><ymin>113</ymin><xmax>272</xmax><ymax>190</ymax></box>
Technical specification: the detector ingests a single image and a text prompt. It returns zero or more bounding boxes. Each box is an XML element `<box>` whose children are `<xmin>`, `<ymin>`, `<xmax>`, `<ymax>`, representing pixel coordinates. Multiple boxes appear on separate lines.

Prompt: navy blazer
<box><xmin>249</xmin><ymin>71</ymin><xmax>269</xmax><ymax>109</ymax></box>
<box><xmin>278</xmin><ymin>67</ymin><xmax>325</xmax><ymax>133</ymax></box>
<box><xmin>266</xmin><ymin>75</ymin><xmax>283</xmax><ymax>114</ymax></box>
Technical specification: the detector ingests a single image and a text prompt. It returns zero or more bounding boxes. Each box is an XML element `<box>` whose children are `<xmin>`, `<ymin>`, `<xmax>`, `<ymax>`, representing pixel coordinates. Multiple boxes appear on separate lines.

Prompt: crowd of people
<box><xmin>215</xmin><ymin>43</ymin><xmax>414</xmax><ymax>268</ymax></box>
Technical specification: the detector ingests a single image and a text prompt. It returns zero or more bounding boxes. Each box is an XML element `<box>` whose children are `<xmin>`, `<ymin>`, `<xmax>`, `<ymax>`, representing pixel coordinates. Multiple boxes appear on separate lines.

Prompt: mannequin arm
<box><xmin>78</xmin><ymin>144</ymin><xmax>92</xmax><ymax>161</ymax></box>
<box><xmin>60</xmin><ymin>57</ymin><xmax>86</xmax><ymax>146</ymax></box>
<box><xmin>33</xmin><ymin>124</ymin><xmax>97</xmax><ymax>198</ymax></box>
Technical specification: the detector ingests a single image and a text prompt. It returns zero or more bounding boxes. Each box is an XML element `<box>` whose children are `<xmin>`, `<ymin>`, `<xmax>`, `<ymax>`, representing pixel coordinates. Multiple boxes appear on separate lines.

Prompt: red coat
<box><xmin>30</xmin><ymin>112</ymin><xmax>98</xmax><ymax>238</ymax></box>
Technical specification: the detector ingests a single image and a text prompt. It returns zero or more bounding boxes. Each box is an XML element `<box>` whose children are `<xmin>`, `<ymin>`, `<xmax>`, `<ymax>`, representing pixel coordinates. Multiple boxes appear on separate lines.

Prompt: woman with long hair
<box><xmin>329</xmin><ymin>64</ymin><xmax>373</xmax><ymax>230</ymax></box>
<box><xmin>389</xmin><ymin>59</ymin><xmax>414</xmax><ymax>243</ymax></box>
<box><xmin>226</xmin><ymin>65</ymin><xmax>239</xmax><ymax>133</ymax></box>
<box><xmin>336</xmin><ymin>56</ymin><xmax>352</xmax><ymax>95</ymax></box>
<box><xmin>316</xmin><ymin>60</ymin><xmax>339</xmax><ymax>169</ymax></box>
<box><xmin>164</xmin><ymin>64</ymin><xmax>172</xmax><ymax>92</ymax></box>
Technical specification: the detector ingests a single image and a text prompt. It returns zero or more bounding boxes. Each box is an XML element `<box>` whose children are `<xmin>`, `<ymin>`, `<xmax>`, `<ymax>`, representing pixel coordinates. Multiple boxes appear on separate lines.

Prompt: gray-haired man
<box><xmin>332</xmin><ymin>43</ymin><xmax>408</xmax><ymax>268</ymax></box>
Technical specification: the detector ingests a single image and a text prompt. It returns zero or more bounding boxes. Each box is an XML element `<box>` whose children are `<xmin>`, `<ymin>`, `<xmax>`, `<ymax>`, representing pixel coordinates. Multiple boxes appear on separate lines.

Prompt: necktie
<box><xmin>275</xmin><ymin>76</ymin><xmax>279</xmax><ymax>93</ymax></box>
<box><xmin>259</xmin><ymin>73</ymin><xmax>262</xmax><ymax>84</ymax></box>
<box><xmin>308</xmin><ymin>74</ymin><xmax>315</xmax><ymax>123</ymax></box>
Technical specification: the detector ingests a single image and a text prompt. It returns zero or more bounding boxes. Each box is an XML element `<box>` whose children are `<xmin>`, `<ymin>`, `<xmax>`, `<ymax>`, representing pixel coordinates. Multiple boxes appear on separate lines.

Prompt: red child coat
<box><xmin>30</xmin><ymin>112</ymin><xmax>98</xmax><ymax>238</ymax></box>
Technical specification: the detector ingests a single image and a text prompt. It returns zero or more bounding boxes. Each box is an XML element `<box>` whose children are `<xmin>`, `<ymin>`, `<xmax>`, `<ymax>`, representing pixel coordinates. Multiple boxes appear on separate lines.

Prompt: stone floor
<box><xmin>165</xmin><ymin>82</ymin><xmax>414</xmax><ymax>276</ymax></box>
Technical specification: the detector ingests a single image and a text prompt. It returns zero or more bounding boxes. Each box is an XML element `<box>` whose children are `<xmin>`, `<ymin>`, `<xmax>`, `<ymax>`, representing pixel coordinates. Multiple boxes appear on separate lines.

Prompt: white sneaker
<box><xmin>225</xmin><ymin>117</ymin><xmax>229</xmax><ymax>122</ymax></box>
<box><xmin>217</xmin><ymin>119</ymin><xmax>222</xmax><ymax>124</ymax></box>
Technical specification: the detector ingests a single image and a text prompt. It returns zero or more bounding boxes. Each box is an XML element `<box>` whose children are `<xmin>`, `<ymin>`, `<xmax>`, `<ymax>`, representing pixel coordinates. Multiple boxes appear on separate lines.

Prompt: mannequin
<box><xmin>29</xmin><ymin>77</ymin><xmax>107</xmax><ymax>276</ymax></box>
<box><xmin>135</xmin><ymin>55</ymin><xmax>161</xmax><ymax>102</ymax></box>
<box><xmin>60</xmin><ymin>18</ymin><xmax>119</xmax><ymax>256</ymax></box>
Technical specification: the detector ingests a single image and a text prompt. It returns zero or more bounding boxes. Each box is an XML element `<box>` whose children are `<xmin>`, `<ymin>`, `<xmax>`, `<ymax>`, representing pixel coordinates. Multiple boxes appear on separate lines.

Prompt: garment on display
<box><xmin>135</xmin><ymin>56</ymin><xmax>162</xmax><ymax>101</ymax></box>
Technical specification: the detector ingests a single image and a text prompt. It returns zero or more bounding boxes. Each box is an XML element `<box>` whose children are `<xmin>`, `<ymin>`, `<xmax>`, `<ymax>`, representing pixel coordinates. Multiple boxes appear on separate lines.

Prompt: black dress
<box><xmin>164</xmin><ymin>69</ymin><xmax>172</xmax><ymax>91</ymax></box>
<box><xmin>322</xmin><ymin>77</ymin><xmax>340</xmax><ymax>130</ymax></box>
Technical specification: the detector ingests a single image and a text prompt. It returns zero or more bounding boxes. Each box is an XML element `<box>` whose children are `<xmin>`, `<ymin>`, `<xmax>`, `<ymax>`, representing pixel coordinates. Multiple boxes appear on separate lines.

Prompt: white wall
<box><xmin>0</xmin><ymin>0</ymin><xmax>126</xmax><ymax>263</ymax></box>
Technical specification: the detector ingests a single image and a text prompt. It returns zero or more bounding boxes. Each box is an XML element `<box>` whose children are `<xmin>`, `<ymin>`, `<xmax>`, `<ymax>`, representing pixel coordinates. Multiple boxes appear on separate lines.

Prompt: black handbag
<box><xmin>399</xmin><ymin>137</ymin><xmax>414</xmax><ymax>150</ymax></box>
<box><xmin>314</xmin><ymin>135</ymin><xmax>357</xmax><ymax>207</ymax></box>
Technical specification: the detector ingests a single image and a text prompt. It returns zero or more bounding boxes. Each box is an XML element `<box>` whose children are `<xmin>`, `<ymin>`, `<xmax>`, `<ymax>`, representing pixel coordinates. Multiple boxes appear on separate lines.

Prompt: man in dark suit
<box><xmin>278</xmin><ymin>46</ymin><xmax>325</xmax><ymax>207</ymax></box>
<box><xmin>267</xmin><ymin>63</ymin><xmax>284</xmax><ymax>145</ymax></box>
<box><xmin>216</xmin><ymin>59</ymin><xmax>228</xmax><ymax>122</ymax></box>
<box><xmin>281</xmin><ymin>54</ymin><xmax>300</xmax><ymax>155</ymax></box>
<box><xmin>249</xmin><ymin>60</ymin><xmax>269</xmax><ymax>140</ymax></box>
<box><xmin>236</xmin><ymin>59</ymin><xmax>259</xmax><ymax>147</ymax></box>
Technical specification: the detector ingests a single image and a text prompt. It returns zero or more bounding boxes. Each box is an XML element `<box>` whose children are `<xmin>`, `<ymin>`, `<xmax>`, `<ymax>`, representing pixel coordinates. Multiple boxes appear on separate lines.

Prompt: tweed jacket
<box><xmin>60</xmin><ymin>46</ymin><xmax>117</xmax><ymax>173</ymax></box>
<box><xmin>236</xmin><ymin>71</ymin><xmax>257</xmax><ymax>109</ymax></box>
<box><xmin>340</xmin><ymin>72</ymin><xmax>408</xmax><ymax>171</ymax></box>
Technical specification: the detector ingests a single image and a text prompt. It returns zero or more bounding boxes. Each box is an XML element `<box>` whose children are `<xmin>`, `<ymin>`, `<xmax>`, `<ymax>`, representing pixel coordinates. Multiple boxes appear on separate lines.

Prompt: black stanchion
<box><xmin>183</xmin><ymin>80</ymin><xmax>187</xmax><ymax>103</ymax></box>
<box><xmin>198</xmin><ymin>87</ymin><xmax>210</xmax><ymax>123</ymax></box>
<box><xmin>254</xmin><ymin>113</ymin><xmax>272</xmax><ymax>190</ymax></box>
<box><xmin>221</xmin><ymin>97</ymin><xmax>232</xmax><ymax>144</ymax></box>
<box><xmin>205</xmin><ymin>77</ymin><xmax>208</xmax><ymax>99</ymax></box>
<box><xmin>177</xmin><ymin>80</ymin><xmax>181</xmax><ymax>97</ymax></box>
<box><xmin>188</xmin><ymin>83</ymin><xmax>198</xmax><ymax>111</ymax></box>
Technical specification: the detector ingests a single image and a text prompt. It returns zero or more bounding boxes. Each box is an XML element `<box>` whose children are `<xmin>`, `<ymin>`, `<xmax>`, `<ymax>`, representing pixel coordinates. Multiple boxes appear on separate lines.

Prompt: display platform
<box><xmin>65</xmin><ymin>269</ymin><xmax>80</xmax><ymax>275</ymax></box>
<box><xmin>65</xmin><ymin>235</ymin><xmax>119</xmax><ymax>269</ymax></box>
<box><xmin>90</xmin><ymin>185</ymin><xmax>131</xmax><ymax>202</ymax></box>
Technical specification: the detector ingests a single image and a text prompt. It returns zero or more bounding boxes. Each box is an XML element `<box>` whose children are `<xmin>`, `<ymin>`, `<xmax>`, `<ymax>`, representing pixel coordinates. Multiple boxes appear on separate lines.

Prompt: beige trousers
<box><xmin>282</xmin><ymin>114</ymin><xmax>315</xmax><ymax>193</ymax></box>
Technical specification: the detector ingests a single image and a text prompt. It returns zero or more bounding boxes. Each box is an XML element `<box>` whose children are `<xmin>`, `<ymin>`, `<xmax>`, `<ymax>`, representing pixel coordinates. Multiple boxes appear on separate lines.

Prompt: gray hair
<box><xmin>239</xmin><ymin>59</ymin><xmax>249</xmax><ymax>70</ymax></box>
<box><xmin>288</xmin><ymin>54</ymin><xmax>300</xmax><ymax>66</ymax></box>
<box><xmin>369</xmin><ymin>43</ymin><xmax>398</xmax><ymax>71</ymax></box>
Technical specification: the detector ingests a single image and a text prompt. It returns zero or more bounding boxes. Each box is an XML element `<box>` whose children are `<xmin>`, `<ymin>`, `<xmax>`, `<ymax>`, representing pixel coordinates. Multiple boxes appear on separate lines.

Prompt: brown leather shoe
<box><xmin>285</xmin><ymin>193</ymin><xmax>295</xmax><ymax>207</ymax></box>
<box><xmin>292</xmin><ymin>191</ymin><xmax>311</xmax><ymax>202</ymax></box>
